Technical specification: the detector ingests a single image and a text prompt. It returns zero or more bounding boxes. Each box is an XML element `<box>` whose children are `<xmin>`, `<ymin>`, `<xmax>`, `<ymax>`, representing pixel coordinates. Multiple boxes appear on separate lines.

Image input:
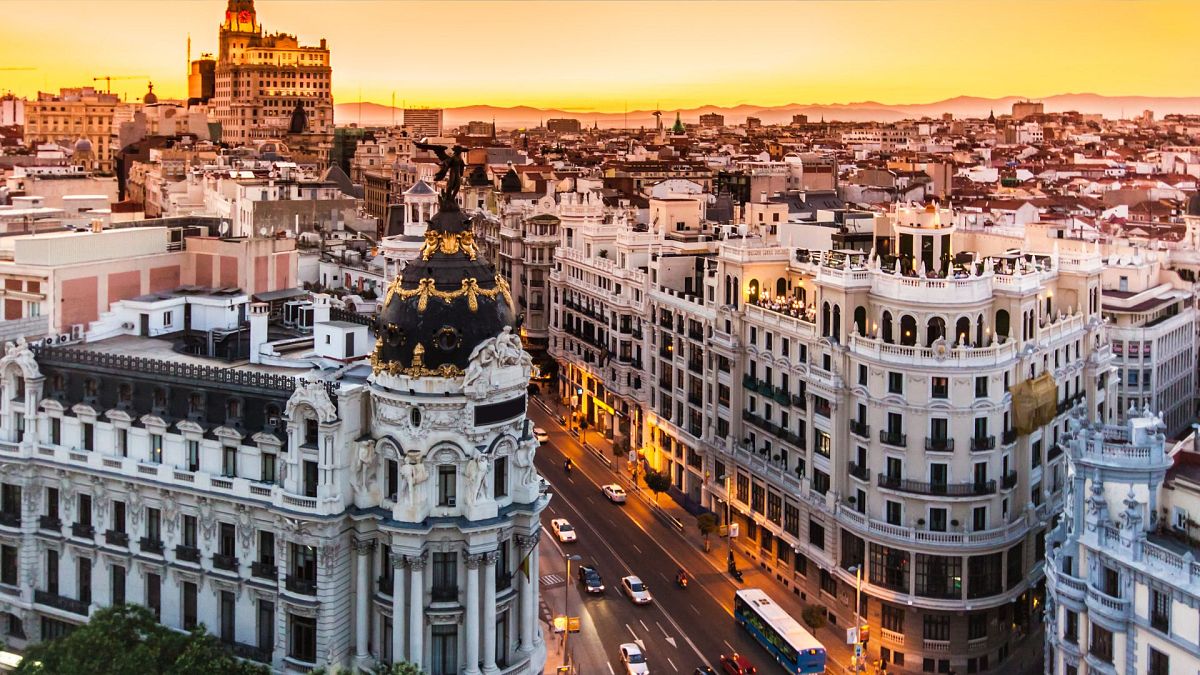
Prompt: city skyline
<box><xmin>1</xmin><ymin>0</ymin><xmax>1196</xmax><ymax>111</ymax></box>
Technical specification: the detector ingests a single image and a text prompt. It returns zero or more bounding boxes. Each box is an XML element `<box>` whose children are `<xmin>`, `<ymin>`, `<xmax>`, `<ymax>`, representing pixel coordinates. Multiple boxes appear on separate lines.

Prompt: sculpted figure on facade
<box><xmin>398</xmin><ymin>450</ymin><xmax>429</xmax><ymax>506</ymax></box>
<box><xmin>354</xmin><ymin>438</ymin><xmax>378</xmax><ymax>498</ymax></box>
<box><xmin>465</xmin><ymin>452</ymin><xmax>491</xmax><ymax>504</ymax></box>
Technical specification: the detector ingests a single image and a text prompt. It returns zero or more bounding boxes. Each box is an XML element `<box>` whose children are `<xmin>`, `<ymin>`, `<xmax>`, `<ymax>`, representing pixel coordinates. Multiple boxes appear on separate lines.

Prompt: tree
<box><xmin>15</xmin><ymin>604</ymin><xmax>268</xmax><ymax>675</ymax></box>
<box><xmin>643</xmin><ymin>469</ymin><xmax>671</xmax><ymax>504</ymax></box>
<box><xmin>696</xmin><ymin>512</ymin><xmax>719</xmax><ymax>552</ymax></box>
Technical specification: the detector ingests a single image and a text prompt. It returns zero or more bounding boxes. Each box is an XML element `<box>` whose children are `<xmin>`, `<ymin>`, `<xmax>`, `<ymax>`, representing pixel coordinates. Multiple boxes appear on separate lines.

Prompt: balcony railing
<box><xmin>925</xmin><ymin>437</ymin><xmax>954</xmax><ymax>453</ymax></box>
<box><xmin>849</xmin><ymin>420</ymin><xmax>870</xmax><ymax>438</ymax></box>
<box><xmin>0</xmin><ymin>512</ymin><xmax>19</xmax><ymax>528</ymax></box>
<box><xmin>877</xmin><ymin>473</ymin><xmax>996</xmax><ymax>496</ymax></box>
<box><xmin>175</xmin><ymin>544</ymin><xmax>201</xmax><ymax>563</ymax></box>
<box><xmin>71</xmin><ymin>522</ymin><xmax>95</xmax><ymax>539</ymax></box>
<box><xmin>140</xmin><ymin>537</ymin><xmax>164</xmax><ymax>555</ymax></box>
<box><xmin>848</xmin><ymin>462</ymin><xmax>869</xmax><ymax>481</ymax></box>
<box><xmin>377</xmin><ymin>574</ymin><xmax>394</xmax><ymax>595</ymax></box>
<box><xmin>791</xmin><ymin>393</ymin><xmax>807</xmax><ymax>410</ymax></box>
<box><xmin>971</xmin><ymin>435</ymin><xmax>996</xmax><ymax>452</ymax></box>
<box><xmin>286</xmin><ymin>575</ymin><xmax>317</xmax><ymax>596</ymax></box>
<box><xmin>38</xmin><ymin>515</ymin><xmax>61</xmax><ymax>531</ymax></box>
<box><xmin>251</xmin><ymin>561</ymin><xmax>277</xmax><ymax>581</ymax></box>
<box><xmin>879</xmin><ymin>430</ymin><xmax>907</xmax><ymax>447</ymax></box>
<box><xmin>34</xmin><ymin>589</ymin><xmax>89</xmax><ymax>616</ymax></box>
<box><xmin>104</xmin><ymin>529</ymin><xmax>129</xmax><ymax>547</ymax></box>
<box><xmin>229</xmin><ymin>642</ymin><xmax>273</xmax><ymax>664</ymax></box>
<box><xmin>1002</xmin><ymin>428</ymin><xmax>1018</xmax><ymax>445</ymax></box>
<box><xmin>431</xmin><ymin>586</ymin><xmax>459</xmax><ymax>603</ymax></box>
<box><xmin>1001</xmin><ymin>471</ymin><xmax>1018</xmax><ymax>490</ymax></box>
<box><xmin>213</xmin><ymin>553</ymin><xmax>239</xmax><ymax>572</ymax></box>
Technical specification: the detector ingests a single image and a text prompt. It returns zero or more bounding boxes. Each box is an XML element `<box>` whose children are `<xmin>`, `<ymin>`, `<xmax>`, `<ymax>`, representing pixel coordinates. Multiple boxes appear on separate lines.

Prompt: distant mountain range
<box><xmin>333</xmin><ymin>94</ymin><xmax>1199</xmax><ymax>130</ymax></box>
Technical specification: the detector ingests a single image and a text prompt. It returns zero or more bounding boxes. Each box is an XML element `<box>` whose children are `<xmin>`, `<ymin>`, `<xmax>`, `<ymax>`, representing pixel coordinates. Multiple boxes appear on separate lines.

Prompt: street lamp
<box><xmin>717</xmin><ymin>473</ymin><xmax>734</xmax><ymax>558</ymax></box>
<box><xmin>563</xmin><ymin>553</ymin><xmax>582</xmax><ymax>671</ymax></box>
<box><xmin>848</xmin><ymin>565</ymin><xmax>865</xmax><ymax>673</ymax></box>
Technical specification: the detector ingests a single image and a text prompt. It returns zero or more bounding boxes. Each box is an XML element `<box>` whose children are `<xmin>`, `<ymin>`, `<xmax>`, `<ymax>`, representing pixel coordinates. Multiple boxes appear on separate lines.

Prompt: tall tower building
<box><xmin>211</xmin><ymin>0</ymin><xmax>333</xmax><ymax>143</ymax></box>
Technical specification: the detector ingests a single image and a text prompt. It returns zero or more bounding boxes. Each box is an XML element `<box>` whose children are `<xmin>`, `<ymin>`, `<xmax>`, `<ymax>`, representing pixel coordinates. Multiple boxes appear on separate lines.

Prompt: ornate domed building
<box><xmin>358</xmin><ymin>156</ymin><xmax>548</xmax><ymax>675</ymax></box>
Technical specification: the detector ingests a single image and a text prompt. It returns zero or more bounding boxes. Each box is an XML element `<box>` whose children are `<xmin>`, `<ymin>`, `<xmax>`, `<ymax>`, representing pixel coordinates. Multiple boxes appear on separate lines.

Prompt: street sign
<box><xmin>855</xmin><ymin>643</ymin><xmax>863</xmax><ymax>658</ymax></box>
<box><xmin>628</xmin><ymin>450</ymin><xmax>636</xmax><ymax>464</ymax></box>
<box><xmin>846</xmin><ymin>627</ymin><xmax>858</xmax><ymax>644</ymax></box>
<box><xmin>568</xmin><ymin>616</ymin><xmax>580</xmax><ymax>633</ymax></box>
<box><xmin>729</xmin><ymin>523</ymin><xmax>739</xmax><ymax>538</ymax></box>
<box><xmin>552</xmin><ymin>616</ymin><xmax>581</xmax><ymax>633</ymax></box>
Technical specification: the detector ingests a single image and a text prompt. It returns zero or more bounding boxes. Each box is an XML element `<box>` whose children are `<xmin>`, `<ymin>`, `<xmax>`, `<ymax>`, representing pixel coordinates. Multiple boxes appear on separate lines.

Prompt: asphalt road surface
<box><xmin>531</xmin><ymin>404</ymin><xmax>786</xmax><ymax>675</ymax></box>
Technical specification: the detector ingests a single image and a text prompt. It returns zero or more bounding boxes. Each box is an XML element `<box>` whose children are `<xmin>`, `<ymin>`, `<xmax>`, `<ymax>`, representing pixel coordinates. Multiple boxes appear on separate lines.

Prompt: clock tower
<box><xmin>219</xmin><ymin>0</ymin><xmax>259</xmax><ymax>59</ymax></box>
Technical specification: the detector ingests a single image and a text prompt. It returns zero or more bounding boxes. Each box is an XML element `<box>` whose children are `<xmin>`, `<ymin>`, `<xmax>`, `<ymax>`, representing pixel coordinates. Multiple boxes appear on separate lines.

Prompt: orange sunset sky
<box><xmin>0</xmin><ymin>0</ymin><xmax>1196</xmax><ymax>111</ymax></box>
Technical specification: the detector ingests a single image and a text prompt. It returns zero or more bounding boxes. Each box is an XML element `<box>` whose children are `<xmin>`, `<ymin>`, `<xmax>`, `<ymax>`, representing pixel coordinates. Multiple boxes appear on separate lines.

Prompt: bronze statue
<box><xmin>415</xmin><ymin>141</ymin><xmax>468</xmax><ymax>209</ymax></box>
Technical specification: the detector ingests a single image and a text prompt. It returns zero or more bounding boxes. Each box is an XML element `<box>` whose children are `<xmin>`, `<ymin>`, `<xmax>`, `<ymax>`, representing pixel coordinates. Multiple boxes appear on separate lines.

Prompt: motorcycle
<box><xmin>727</xmin><ymin>561</ymin><xmax>744</xmax><ymax>583</ymax></box>
<box><xmin>676</xmin><ymin>572</ymin><xmax>689</xmax><ymax>589</ymax></box>
<box><xmin>563</xmin><ymin>459</ymin><xmax>572</xmax><ymax>475</ymax></box>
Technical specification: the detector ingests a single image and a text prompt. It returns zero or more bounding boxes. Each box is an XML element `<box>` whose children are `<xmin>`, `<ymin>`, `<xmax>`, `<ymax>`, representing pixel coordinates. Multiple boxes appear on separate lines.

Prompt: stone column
<box><xmin>482</xmin><ymin>550</ymin><xmax>499</xmax><ymax>674</ymax></box>
<box><xmin>517</xmin><ymin>533</ymin><xmax>540</xmax><ymax>656</ymax></box>
<box><xmin>464</xmin><ymin>553</ymin><xmax>485</xmax><ymax>675</ymax></box>
<box><xmin>408</xmin><ymin>551</ymin><xmax>427</xmax><ymax>668</ymax></box>
<box><xmin>390</xmin><ymin>550</ymin><xmax>406</xmax><ymax>664</ymax></box>
<box><xmin>354</xmin><ymin>539</ymin><xmax>374</xmax><ymax>660</ymax></box>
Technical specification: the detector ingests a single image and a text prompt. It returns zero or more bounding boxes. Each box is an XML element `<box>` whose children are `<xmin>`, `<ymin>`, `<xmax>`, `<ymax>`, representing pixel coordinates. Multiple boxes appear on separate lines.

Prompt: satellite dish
<box><xmin>218</xmin><ymin>222</ymin><xmax>229</xmax><ymax>236</ymax></box>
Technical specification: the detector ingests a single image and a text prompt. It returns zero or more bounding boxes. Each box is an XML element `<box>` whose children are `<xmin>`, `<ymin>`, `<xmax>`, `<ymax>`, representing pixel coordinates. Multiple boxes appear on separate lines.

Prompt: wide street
<box><xmin>529</xmin><ymin>402</ymin><xmax>793</xmax><ymax>675</ymax></box>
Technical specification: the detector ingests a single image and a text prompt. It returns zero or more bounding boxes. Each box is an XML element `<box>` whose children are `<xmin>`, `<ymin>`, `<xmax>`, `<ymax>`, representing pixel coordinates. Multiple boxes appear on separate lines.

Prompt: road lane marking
<box><xmin>657</xmin><ymin>621</ymin><xmax>678</xmax><ymax>648</ymax></box>
<box><xmin>691</xmin><ymin>604</ymin><xmax>700</xmax><ymax>615</ymax></box>
<box><xmin>724</xmin><ymin>640</ymin><xmax>735</xmax><ymax>653</ymax></box>
<box><xmin>639</xmin><ymin>619</ymin><xmax>649</xmax><ymax>632</ymax></box>
<box><xmin>626</xmin><ymin>623</ymin><xmax>639</xmax><ymax>641</ymax></box>
<box><xmin>667</xmin><ymin>657</ymin><xmax>678</xmax><ymax>672</ymax></box>
<box><xmin>632</xmin><ymin>543</ymin><xmax>642</xmax><ymax>554</ymax></box>
<box><xmin>606</xmin><ymin>662</ymin><xmax>615</xmax><ymax>675</ymax></box>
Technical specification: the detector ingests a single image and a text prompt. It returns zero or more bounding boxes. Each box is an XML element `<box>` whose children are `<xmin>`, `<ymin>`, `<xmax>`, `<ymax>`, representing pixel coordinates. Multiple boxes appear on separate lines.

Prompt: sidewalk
<box><xmin>537</xmin><ymin>509</ymin><xmax>608</xmax><ymax>675</ymax></box>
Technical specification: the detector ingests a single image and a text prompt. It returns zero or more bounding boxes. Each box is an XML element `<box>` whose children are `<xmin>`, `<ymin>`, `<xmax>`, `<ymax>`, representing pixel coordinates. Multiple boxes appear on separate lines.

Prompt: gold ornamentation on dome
<box><xmin>369</xmin><ymin>341</ymin><xmax>464</xmax><ymax>378</ymax></box>
<box><xmin>420</xmin><ymin>230</ymin><xmax>479</xmax><ymax>261</ymax></box>
<box><xmin>382</xmin><ymin>274</ymin><xmax>515</xmax><ymax>314</ymax></box>
<box><xmin>410</xmin><ymin>343</ymin><xmax>425</xmax><ymax>369</ymax></box>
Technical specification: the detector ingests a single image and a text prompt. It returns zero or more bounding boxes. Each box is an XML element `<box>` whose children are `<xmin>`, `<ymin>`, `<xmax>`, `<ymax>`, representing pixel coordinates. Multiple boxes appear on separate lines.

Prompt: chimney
<box><xmin>312</xmin><ymin>293</ymin><xmax>331</xmax><ymax>324</ymax></box>
<box><xmin>248</xmin><ymin>302</ymin><xmax>269</xmax><ymax>365</ymax></box>
<box><xmin>90</xmin><ymin>219</ymin><xmax>103</xmax><ymax>233</ymax></box>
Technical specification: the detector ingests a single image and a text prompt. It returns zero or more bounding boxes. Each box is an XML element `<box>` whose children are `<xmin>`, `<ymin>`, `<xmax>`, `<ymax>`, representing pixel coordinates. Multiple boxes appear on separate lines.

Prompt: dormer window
<box><xmin>227</xmin><ymin>398</ymin><xmax>242</xmax><ymax>421</ymax></box>
<box><xmin>83</xmin><ymin>379</ymin><xmax>99</xmax><ymax>401</ymax></box>
<box><xmin>118</xmin><ymin>383</ymin><xmax>133</xmax><ymax>406</ymax></box>
<box><xmin>152</xmin><ymin>388</ymin><xmax>168</xmax><ymax>411</ymax></box>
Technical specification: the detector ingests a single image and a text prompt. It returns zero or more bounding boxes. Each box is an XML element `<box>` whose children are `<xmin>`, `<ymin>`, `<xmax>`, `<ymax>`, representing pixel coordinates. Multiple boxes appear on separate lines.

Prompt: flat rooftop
<box><xmin>71</xmin><ymin>333</ymin><xmax>312</xmax><ymax>377</ymax></box>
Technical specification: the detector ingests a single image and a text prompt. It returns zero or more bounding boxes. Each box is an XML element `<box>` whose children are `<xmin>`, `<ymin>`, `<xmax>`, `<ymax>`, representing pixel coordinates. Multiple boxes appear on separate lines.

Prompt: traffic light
<box><xmin>859</xmin><ymin>624</ymin><xmax>870</xmax><ymax>645</ymax></box>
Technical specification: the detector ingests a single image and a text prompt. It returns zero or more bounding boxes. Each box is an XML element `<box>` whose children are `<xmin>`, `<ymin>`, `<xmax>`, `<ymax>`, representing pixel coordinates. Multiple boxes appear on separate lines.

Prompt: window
<box><xmin>149</xmin><ymin>434</ymin><xmax>163</xmax><ymax>464</ymax></box>
<box><xmin>923</xmin><ymin>615</ymin><xmax>949</xmax><ymax>641</ymax></box>
<box><xmin>432</xmin><ymin>552</ymin><xmax>458</xmax><ymax>601</ymax></box>
<box><xmin>972</xmin><ymin>506</ymin><xmax>986</xmax><ymax>532</ymax></box>
<box><xmin>811</xmin><ymin>469</ymin><xmax>829</xmax><ymax>495</ymax></box>
<box><xmin>975</xmin><ymin>376</ymin><xmax>988</xmax><ymax>398</ymax></box>
<box><xmin>222</xmin><ymin>445</ymin><xmax>237</xmax><ymax>477</ymax></box>
<box><xmin>819</xmin><ymin>569</ymin><xmax>837</xmax><ymax>596</ymax></box>
<box><xmin>493</xmin><ymin>456</ymin><xmax>508</xmax><ymax>498</ymax></box>
<box><xmin>968</xmin><ymin>553</ymin><xmax>1003</xmax><ymax>598</ymax></box>
<box><xmin>858</xmin><ymin>364</ymin><xmax>867</xmax><ymax>386</ymax></box>
<box><xmin>783</xmin><ymin>503</ymin><xmax>799</xmax><ymax>536</ymax></box>
<box><xmin>116</xmin><ymin>428</ymin><xmax>127</xmax><ymax>457</ymax></box>
<box><xmin>182</xmin><ymin>581</ymin><xmax>197</xmax><ymax>630</ymax></box>
<box><xmin>303</xmin><ymin>460</ymin><xmax>318</xmax><ymax>497</ymax></box>
<box><xmin>888</xmin><ymin>372</ymin><xmax>903</xmax><ymax>394</ymax></box>
<box><xmin>185</xmin><ymin>440</ymin><xmax>199</xmax><ymax>472</ymax></box>
<box><xmin>1150</xmin><ymin>588</ymin><xmax>1170</xmax><ymax>632</ymax></box>
<box><xmin>1062</xmin><ymin>609</ymin><xmax>1078</xmax><ymax>644</ymax></box>
<box><xmin>0</xmin><ymin>546</ymin><xmax>16</xmax><ymax>585</ymax></box>
<box><xmin>438</xmin><ymin>465</ymin><xmax>456</xmax><ymax>506</ymax></box>
<box><xmin>111</xmin><ymin>564</ymin><xmax>125</xmax><ymax>606</ymax></box>
<box><xmin>808</xmin><ymin>520</ymin><xmax>825</xmax><ymax>549</ymax></box>
<box><xmin>219</xmin><ymin>522</ymin><xmax>235</xmax><ymax>557</ymax></box>
<box><xmin>82</xmin><ymin>422</ymin><xmax>94</xmax><ymax>451</ymax></box>
<box><xmin>968</xmin><ymin>613</ymin><xmax>987</xmax><ymax>640</ymax></box>
<box><xmin>219</xmin><ymin>590</ymin><xmax>235</xmax><ymax>643</ymax></box>
<box><xmin>496</xmin><ymin>540</ymin><xmax>511</xmax><ymax>591</ymax></box>
<box><xmin>869</xmin><ymin>544</ymin><xmax>910</xmax><ymax>592</ymax></box>
<box><xmin>259</xmin><ymin>531</ymin><xmax>275</xmax><ymax>565</ymax></box>
<box><xmin>261</xmin><ymin>451</ymin><xmax>277</xmax><ymax>483</ymax></box>
<box><xmin>50</xmin><ymin>417</ymin><xmax>60</xmax><ymax>445</ymax></box>
<box><xmin>885</xmin><ymin>500</ymin><xmax>902</xmax><ymax>526</ymax></box>
<box><xmin>1148</xmin><ymin>648</ymin><xmax>1169</xmax><ymax>675</ymax></box>
<box><xmin>881</xmin><ymin>604</ymin><xmax>904</xmax><ymax>632</ymax></box>
<box><xmin>146</xmin><ymin>573</ymin><xmax>161</xmax><ymax>620</ymax></box>
<box><xmin>289</xmin><ymin>614</ymin><xmax>317</xmax><ymax>663</ymax></box>
<box><xmin>257</xmin><ymin>600</ymin><xmax>274</xmax><ymax>652</ymax></box>
<box><xmin>915</xmin><ymin>554</ymin><xmax>961</xmax><ymax>598</ymax></box>
<box><xmin>291</xmin><ymin>543</ymin><xmax>317</xmax><ymax>583</ymax></box>
<box><xmin>931</xmin><ymin>377</ymin><xmax>948</xmax><ymax>399</ymax></box>
<box><xmin>430</xmin><ymin>624</ymin><xmax>458</xmax><ymax>675</ymax></box>
<box><xmin>45</xmin><ymin>550</ymin><xmax>58</xmax><ymax>594</ymax></box>
<box><xmin>1089</xmin><ymin>624</ymin><xmax>1113</xmax><ymax>663</ymax></box>
<box><xmin>928</xmin><ymin>507</ymin><xmax>947</xmax><ymax>532</ymax></box>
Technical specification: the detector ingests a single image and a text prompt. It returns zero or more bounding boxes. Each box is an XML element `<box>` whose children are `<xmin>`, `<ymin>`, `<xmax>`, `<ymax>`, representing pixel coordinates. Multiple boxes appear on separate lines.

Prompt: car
<box><xmin>550</xmin><ymin>518</ymin><xmax>577</xmax><ymax>543</ymax></box>
<box><xmin>602</xmin><ymin>484</ymin><xmax>627</xmax><ymax>503</ymax></box>
<box><xmin>620</xmin><ymin>575</ymin><xmax>653</xmax><ymax>605</ymax></box>
<box><xmin>534</xmin><ymin>427</ymin><xmax>550</xmax><ymax>444</ymax></box>
<box><xmin>693</xmin><ymin>668</ymin><xmax>717</xmax><ymax>675</ymax></box>
<box><xmin>719</xmin><ymin>653</ymin><xmax>756</xmax><ymax>675</ymax></box>
<box><xmin>619</xmin><ymin>642</ymin><xmax>650</xmax><ymax>675</ymax></box>
<box><xmin>577</xmin><ymin>564</ymin><xmax>605</xmax><ymax>593</ymax></box>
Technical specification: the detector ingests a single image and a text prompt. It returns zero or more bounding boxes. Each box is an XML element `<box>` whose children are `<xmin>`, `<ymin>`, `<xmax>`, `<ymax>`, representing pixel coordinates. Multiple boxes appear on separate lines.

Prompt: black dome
<box><xmin>372</xmin><ymin>204</ymin><xmax>516</xmax><ymax>377</ymax></box>
<box><xmin>501</xmin><ymin>168</ymin><xmax>522</xmax><ymax>193</ymax></box>
<box><xmin>467</xmin><ymin>164</ymin><xmax>490</xmax><ymax>187</ymax></box>
<box><xmin>1188</xmin><ymin>192</ymin><xmax>1200</xmax><ymax>217</ymax></box>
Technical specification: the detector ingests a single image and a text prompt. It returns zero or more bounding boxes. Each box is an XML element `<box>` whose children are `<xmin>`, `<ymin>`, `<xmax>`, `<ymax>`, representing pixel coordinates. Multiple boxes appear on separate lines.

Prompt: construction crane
<box><xmin>92</xmin><ymin>75</ymin><xmax>148</xmax><ymax>94</ymax></box>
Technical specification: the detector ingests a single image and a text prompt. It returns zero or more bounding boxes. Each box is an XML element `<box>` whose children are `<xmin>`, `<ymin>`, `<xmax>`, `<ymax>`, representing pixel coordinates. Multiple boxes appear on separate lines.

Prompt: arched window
<box><xmin>996</xmin><ymin>309</ymin><xmax>1010</xmax><ymax>341</ymax></box>
<box><xmin>775</xmin><ymin>278</ymin><xmax>787</xmax><ymax>298</ymax></box>
<box><xmin>747</xmin><ymin>279</ymin><xmax>760</xmax><ymax>304</ymax></box>
<box><xmin>926</xmin><ymin>317</ymin><xmax>946</xmax><ymax>347</ymax></box>
<box><xmin>1045</xmin><ymin>295</ymin><xmax>1053</xmax><ymax>319</ymax></box>
<box><xmin>821</xmin><ymin>302</ymin><xmax>831</xmax><ymax>337</ymax></box>
<box><xmin>832</xmin><ymin>305</ymin><xmax>842</xmax><ymax>342</ymax></box>
<box><xmin>955</xmin><ymin>317</ymin><xmax>971</xmax><ymax>346</ymax></box>
<box><xmin>900</xmin><ymin>315</ymin><xmax>917</xmax><ymax>346</ymax></box>
<box><xmin>724</xmin><ymin>275</ymin><xmax>732</xmax><ymax>305</ymax></box>
<box><xmin>975</xmin><ymin>315</ymin><xmax>984</xmax><ymax>346</ymax></box>
<box><xmin>881</xmin><ymin>311</ymin><xmax>894</xmax><ymax>344</ymax></box>
<box><xmin>853</xmin><ymin>306</ymin><xmax>867</xmax><ymax>337</ymax></box>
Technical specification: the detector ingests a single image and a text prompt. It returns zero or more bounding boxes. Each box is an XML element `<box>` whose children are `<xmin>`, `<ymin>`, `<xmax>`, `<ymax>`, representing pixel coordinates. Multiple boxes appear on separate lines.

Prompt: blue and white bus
<box><xmin>734</xmin><ymin>589</ymin><xmax>827</xmax><ymax>674</ymax></box>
